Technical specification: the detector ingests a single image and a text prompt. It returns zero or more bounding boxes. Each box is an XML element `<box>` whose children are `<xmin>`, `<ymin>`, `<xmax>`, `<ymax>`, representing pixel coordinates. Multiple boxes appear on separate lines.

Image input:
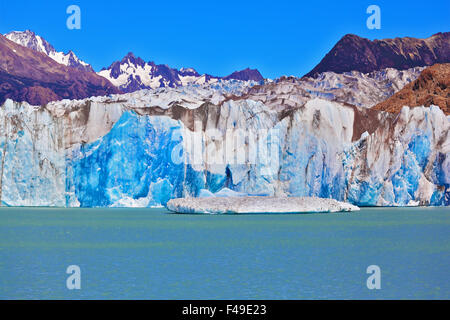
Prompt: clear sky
<box><xmin>0</xmin><ymin>0</ymin><xmax>448</xmax><ymax>78</ymax></box>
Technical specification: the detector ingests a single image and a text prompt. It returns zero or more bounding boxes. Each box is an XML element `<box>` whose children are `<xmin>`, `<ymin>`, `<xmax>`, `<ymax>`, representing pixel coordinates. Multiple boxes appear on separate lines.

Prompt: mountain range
<box><xmin>97</xmin><ymin>52</ymin><xmax>263</xmax><ymax>93</ymax></box>
<box><xmin>3</xmin><ymin>30</ymin><xmax>264</xmax><ymax>97</ymax></box>
<box><xmin>1</xmin><ymin>30</ymin><xmax>449</xmax><ymax>110</ymax></box>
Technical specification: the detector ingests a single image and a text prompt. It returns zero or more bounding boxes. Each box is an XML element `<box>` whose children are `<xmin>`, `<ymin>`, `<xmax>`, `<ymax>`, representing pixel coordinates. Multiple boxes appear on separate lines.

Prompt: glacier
<box><xmin>0</xmin><ymin>78</ymin><xmax>448</xmax><ymax>208</ymax></box>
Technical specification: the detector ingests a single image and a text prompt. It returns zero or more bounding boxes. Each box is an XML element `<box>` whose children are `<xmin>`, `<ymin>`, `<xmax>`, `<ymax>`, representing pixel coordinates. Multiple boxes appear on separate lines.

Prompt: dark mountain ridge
<box><xmin>305</xmin><ymin>32</ymin><xmax>450</xmax><ymax>77</ymax></box>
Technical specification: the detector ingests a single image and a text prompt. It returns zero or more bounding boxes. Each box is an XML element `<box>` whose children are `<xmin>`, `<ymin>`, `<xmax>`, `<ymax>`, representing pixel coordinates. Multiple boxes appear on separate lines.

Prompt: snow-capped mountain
<box><xmin>98</xmin><ymin>52</ymin><xmax>264</xmax><ymax>93</ymax></box>
<box><xmin>1</xmin><ymin>30</ymin><xmax>264</xmax><ymax>103</ymax></box>
<box><xmin>4</xmin><ymin>30</ymin><xmax>94</xmax><ymax>72</ymax></box>
<box><xmin>0</xmin><ymin>34</ymin><xmax>118</xmax><ymax>105</ymax></box>
<box><xmin>97</xmin><ymin>52</ymin><xmax>211</xmax><ymax>92</ymax></box>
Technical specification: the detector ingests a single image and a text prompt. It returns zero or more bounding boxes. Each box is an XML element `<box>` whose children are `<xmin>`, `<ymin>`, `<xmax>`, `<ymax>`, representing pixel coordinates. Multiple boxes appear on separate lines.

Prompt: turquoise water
<box><xmin>0</xmin><ymin>207</ymin><xmax>449</xmax><ymax>299</ymax></box>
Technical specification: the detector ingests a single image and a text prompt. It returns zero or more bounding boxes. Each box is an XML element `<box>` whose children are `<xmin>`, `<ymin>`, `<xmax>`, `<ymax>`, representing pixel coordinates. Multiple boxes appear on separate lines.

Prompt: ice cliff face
<box><xmin>0</xmin><ymin>79</ymin><xmax>448</xmax><ymax>207</ymax></box>
<box><xmin>0</xmin><ymin>100</ymin><xmax>65</xmax><ymax>206</ymax></box>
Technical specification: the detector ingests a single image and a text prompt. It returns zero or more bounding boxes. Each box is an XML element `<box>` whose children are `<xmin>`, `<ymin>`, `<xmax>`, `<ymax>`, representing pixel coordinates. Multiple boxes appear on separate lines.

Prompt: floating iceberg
<box><xmin>166</xmin><ymin>196</ymin><xmax>360</xmax><ymax>214</ymax></box>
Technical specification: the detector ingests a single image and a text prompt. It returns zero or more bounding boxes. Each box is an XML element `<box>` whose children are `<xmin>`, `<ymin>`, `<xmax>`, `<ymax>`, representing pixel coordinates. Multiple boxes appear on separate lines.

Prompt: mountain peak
<box><xmin>223</xmin><ymin>68</ymin><xmax>264</xmax><ymax>81</ymax></box>
<box><xmin>304</xmin><ymin>32</ymin><xmax>450</xmax><ymax>77</ymax></box>
<box><xmin>341</xmin><ymin>33</ymin><xmax>363</xmax><ymax>39</ymax></box>
<box><xmin>22</xmin><ymin>29</ymin><xmax>36</xmax><ymax>36</ymax></box>
<box><xmin>118</xmin><ymin>52</ymin><xmax>146</xmax><ymax>67</ymax></box>
<box><xmin>3</xmin><ymin>30</ymin><xmax>94</xmax><ymax>72</ymax></box>
<box><xmin>180</xmin><ymin>67</ymin><xmax>195</xmax><ymax>72</ymax></box>
<box><xmin>4</xmin><ymin>30</ymin><xmax>55</xmax><ymax>54</ymax></box>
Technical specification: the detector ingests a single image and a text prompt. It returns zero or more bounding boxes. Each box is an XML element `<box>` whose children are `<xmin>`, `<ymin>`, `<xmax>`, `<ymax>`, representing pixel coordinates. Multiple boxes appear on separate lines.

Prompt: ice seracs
<box><xmin>244</xmin><ymin>67</ymin><xmax>423</xmax><ymax>111</ymax></box>
<box><xmin>299</xmin><ymin>67</ymin><xmax>424</xmax><ymax>108</ymax></box>
<box><xmin>166</xmin><ymin>196</ymin><xmax>360</xmax><ymax>214</ymax></box>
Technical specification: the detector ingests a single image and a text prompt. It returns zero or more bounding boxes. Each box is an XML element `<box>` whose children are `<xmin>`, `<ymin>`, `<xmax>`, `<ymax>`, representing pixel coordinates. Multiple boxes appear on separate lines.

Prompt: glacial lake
<box><xmin>0</xmin><ymin>206</ymin><xmax>449</xmax><ymax>299</ymax></box>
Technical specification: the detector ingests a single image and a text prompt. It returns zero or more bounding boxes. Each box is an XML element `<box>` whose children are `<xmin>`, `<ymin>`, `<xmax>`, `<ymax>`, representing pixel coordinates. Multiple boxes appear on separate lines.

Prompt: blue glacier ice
<box><xmin>65</xmin><ymin>100</ymin><xmax>448</xmax><ymax>207</ymax></box>
<box><xmin>69</xmin><ymin>111</ymin><xmax>187</xmax><ymax>207</ymax></box>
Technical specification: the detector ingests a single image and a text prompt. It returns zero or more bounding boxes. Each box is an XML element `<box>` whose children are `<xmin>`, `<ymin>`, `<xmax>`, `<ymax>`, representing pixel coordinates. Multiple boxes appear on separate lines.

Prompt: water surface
<box><xmin>0</xmin><ymin>207</ymin><xmax>449</xmax><ymax>299</ymax></box>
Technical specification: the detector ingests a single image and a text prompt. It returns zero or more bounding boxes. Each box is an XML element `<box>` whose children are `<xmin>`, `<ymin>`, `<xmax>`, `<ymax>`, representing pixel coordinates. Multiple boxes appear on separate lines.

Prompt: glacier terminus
<box><xmin>0</xmin><ymin>76</ymin><xmax>448</xmax><ymax>208</ymax></box>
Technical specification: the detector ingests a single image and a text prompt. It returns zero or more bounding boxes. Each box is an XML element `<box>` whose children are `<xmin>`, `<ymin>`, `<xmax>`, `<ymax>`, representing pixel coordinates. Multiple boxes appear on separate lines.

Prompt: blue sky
<box><xmin>0</xmin><ymin>0</ymin><xmax>448</xmax><ymax>78</ymax></box>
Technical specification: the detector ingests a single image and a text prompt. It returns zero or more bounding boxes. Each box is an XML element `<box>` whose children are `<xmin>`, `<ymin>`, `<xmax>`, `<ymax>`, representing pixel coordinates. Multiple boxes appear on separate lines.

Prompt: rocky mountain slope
<box><xmin>305</xmin><ymin>32</ymin><xmax>450</xmax><ymax>77</ymax></box>
<box><xmin>0</xmin><ymin>34</ymin><xmax>119</xmax><ymax>105</ymax></box>
<box><xmin>4</xmin><ymin>30</ymin><xmax>94</xmax><ymax>72</ymax></box>
<box><xmin>373</xmin><ymin>63</ymin><xmax>450</xmax><ymax>115</ymax></box>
